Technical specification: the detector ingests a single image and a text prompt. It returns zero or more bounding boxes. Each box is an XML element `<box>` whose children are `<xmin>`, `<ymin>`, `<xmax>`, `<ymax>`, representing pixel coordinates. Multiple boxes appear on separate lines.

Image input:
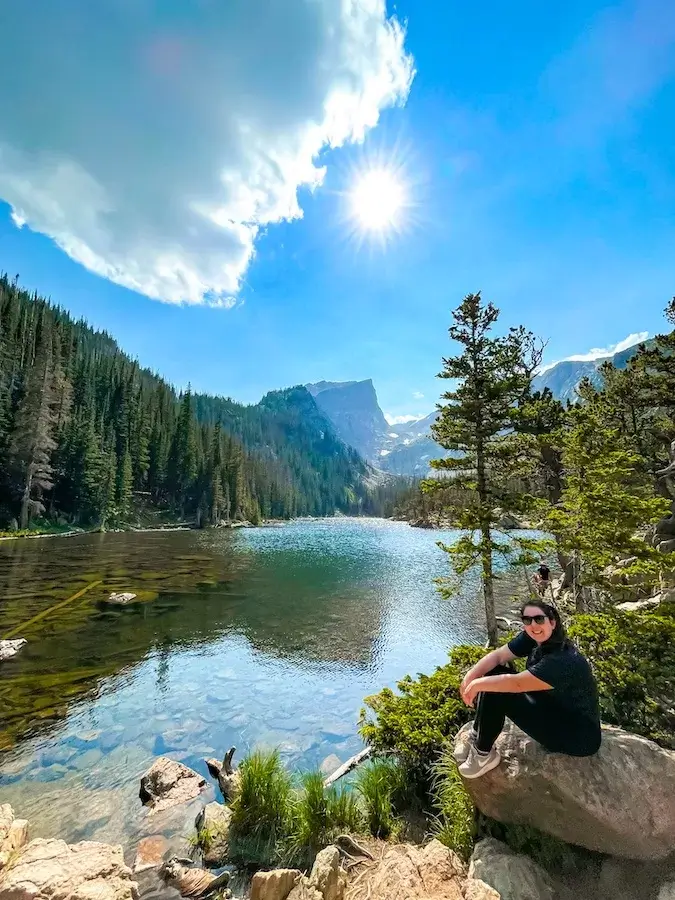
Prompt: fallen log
<box><xmin>323</xmin><ymin>746</ymin><xmax>372</xmax><ymax>787</ymax></box>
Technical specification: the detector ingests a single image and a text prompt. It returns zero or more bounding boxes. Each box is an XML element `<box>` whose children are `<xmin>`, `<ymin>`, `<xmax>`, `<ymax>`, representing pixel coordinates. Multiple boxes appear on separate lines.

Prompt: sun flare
<box><xmin>350</xmin><ymin>168</ymin><xmax>405</xmax><ymax>232</ymax></box>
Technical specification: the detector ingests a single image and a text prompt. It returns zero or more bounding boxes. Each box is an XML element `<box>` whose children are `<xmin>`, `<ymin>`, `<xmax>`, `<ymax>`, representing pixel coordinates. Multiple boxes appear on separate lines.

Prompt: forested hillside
<box><xmin>0</xmin><ymin>274</ymin><xmax>398</xmax><ymax>531</ymax></box>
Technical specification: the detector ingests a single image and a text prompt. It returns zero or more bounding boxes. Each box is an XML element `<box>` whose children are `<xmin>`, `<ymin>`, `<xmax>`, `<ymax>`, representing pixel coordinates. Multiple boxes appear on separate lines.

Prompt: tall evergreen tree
<box><xmin>429</xmin><ymin>293</ymin><xmax>543</xmax><ymax>646</ymax></box>
<box><xmin>8</xmin><ymin>334</ymin><xmax>58</xmax><ymax>527</ymax></box>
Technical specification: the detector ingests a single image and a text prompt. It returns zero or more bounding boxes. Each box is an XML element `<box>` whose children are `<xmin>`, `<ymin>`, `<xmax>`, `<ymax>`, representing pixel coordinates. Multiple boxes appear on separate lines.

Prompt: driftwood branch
<box><xmin>323</xmin><ymin>746</ymin><xmax>372</xmax><ymax>787</ymax></box>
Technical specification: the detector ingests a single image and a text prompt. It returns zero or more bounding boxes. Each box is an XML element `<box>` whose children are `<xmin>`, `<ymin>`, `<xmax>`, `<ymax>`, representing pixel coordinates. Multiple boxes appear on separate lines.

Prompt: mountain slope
<box><xmin>0</xmin><ymin>274</ymin><xmax>381</xmax><ymax>528</ymax></box>
<box><xmin>306</xmin><ymin>379</ymin><xmax>390</xmax><ymax>461</ymax></box>
<box><xmin>533</xmin><ymin>339</ymin><xmax>652</xmax><ymax>402</ymax></box>
<box><xmin>305</xmin><ymin>378</ymin><xmax>443</xmax><ymax>476</ymax></box>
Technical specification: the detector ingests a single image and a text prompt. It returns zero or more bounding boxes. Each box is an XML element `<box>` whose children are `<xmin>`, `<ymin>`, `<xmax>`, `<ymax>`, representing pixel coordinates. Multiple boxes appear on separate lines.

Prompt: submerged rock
<box><xmin>133</xmin><ymin>835</ymin><xmax>170</xmax><ymax>873</ymax></box>
<box><xmin>319</xmin><ymin>755</ymin><xmax>342</xmax><ymax>778</ymax></box>
<box><xmin>0</xmin><ymin>640</ymin><xmax>26</xmax><ymax>662</ymax></box>
<box><xmin>0</xmin><ymin>838</ymin><xmax>138</xmax><ymax>900</ymax></box>
<box><xmin>456</xmin><ymin>721</ymin><xmax>675</xmax><ymax>860</ymax></box>
<box><xmin>139</xmin><ymin>758</ymin><xmax>206</xmax><ymax>815</ymax></box>
<box><xmin>107</xmin><ymin>592</ymin><xmax>138</xmax><ymax>605</ymax></box>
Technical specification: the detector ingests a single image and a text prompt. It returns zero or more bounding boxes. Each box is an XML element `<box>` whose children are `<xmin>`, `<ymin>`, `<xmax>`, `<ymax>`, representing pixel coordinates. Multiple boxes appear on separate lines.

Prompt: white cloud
<box><xmin>0</xmin><ymin>1</ymin><xmax>413</xmax><ymax>306</ymax></box>
<box><xmin>385</xmin><ymin>413</ymin><xmax>420</xmax><ymax>425</ymax></box>
<box><xmin>538</xmin><ymin>331</ymin><xmax>649</xmax><ymax>374</ymax></box>
<box><xmin>412</xmin><ymin>391</ymin><xmax>424</xmax><ymax>399</ymax></box>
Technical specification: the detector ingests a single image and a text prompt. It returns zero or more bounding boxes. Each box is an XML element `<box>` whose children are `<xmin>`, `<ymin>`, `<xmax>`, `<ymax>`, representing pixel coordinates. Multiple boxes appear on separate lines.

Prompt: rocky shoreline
<box><xmin>3</xmin><ymin>722</ymin><xmax>675</xmax><ymax>900</ymax></box>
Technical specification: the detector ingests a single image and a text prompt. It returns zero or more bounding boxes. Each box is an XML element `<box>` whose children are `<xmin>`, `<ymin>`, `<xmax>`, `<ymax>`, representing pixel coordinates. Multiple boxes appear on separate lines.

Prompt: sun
<box><xmin>350</xmin><ymin>168</ymin><xmax>405</xmax><ymax>232</ymax></box>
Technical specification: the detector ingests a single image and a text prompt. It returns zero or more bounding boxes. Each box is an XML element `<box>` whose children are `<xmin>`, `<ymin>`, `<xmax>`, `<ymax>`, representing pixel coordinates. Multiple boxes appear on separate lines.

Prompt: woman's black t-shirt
<box><xmin>507</xmin><ymin>630</ymin><xmax>601</xmax><ymax>730</ymax></box>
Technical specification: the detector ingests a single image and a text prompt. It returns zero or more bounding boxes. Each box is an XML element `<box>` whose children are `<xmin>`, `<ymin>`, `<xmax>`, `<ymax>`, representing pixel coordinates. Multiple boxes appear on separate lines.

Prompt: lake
<box><xmin>0</xmin><ymin>518</ymin><xmax>497</xmax><ymax>855</ymax></box>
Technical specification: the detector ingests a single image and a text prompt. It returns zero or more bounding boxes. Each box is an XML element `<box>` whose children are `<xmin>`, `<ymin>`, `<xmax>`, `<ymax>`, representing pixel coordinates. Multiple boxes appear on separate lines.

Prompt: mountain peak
<box><xmin>306</xmin><ymin>379</ymin><xmax>374</xmax><ymax>396</ymax></box>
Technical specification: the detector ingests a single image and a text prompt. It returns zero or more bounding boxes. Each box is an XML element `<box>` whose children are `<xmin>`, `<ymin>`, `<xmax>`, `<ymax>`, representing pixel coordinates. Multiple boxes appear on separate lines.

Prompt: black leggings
<box><xmin>473</xmin><ymin>665</ymin><xmax>600</xmax><ymax>757</ymax></box>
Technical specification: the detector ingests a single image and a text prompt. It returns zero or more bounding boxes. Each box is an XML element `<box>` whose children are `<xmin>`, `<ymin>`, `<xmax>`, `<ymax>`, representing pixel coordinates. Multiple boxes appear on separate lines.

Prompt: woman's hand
<box><xmin>461</xmin><ymin>678</ymin><xmax>482</xmax><ymax>708</ymax></box>
<box><xmin>460</xmin><ymin>669</ymin><xmax>477</xmax><ymax>698</ymax></box>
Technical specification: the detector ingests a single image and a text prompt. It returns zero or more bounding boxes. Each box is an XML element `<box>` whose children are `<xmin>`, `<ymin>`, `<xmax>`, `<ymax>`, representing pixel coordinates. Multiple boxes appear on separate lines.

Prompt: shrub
<box><xmin>228</xmin><ymin>749</ymin><xmax>293</xmax><ymax>867</ymax></box>
<box><xmin>359</xmin><ymin>646</ymin><xmax>487</xmax><ymax>775</ymax></box>
<box><xmin>569</xmin><ymin>610</ymin><xmax>675</xmax><ymax>748</ymax></box>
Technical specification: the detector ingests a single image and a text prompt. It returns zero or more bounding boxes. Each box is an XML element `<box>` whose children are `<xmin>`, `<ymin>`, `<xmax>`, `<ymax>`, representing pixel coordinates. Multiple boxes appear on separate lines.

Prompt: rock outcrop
<box><xmin>469</xmin><ymin>839</ymin><xmax>571</xmax><ymax>900</ymax></box>
<box><xmin>0</xmin><ymin>839</ymin><xmax>138</xmax><ymax>900</ymax></box>
<box><xmin>247</xmin><ymin>840</ymin><xmax>475</xmax><ymax>900</ymax></box>
<box><xmin>139</xmin><ymin>757</ymin><xmax>206</xmax><ymax>814</ymax></box>
<box><xmin>293</xmin><ymin>846</ymin><xmax>346</xmax><ymax>900</ymax></box>
<box><xmin>249</xmin><ymin>869</ymin><xmax>302</xmax><ymax>900</ymax></box>
<box><xmin>0</xmin><ymin>807</ymin><xmax>28</xmax><ymax>872</ymax></box>
<box><xmin>195</xmin><ymin>802</ymin><xmax>231</xmax><ymax>867</ymax></box>
<box><xmin>456</xmin><ymin>722</ymin><xmax>675</xmax><ymax>860</ymax></box>
<box><xmin>347</xmin><ymin>839</ymin><xmax>466</xmax><ymax>900</ymax></box>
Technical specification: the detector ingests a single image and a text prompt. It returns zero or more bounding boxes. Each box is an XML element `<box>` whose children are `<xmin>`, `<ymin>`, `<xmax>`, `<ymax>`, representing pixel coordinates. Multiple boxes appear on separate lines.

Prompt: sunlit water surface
<box><xmin>0</xmin><ymin>518</ymin><xmax>504</xmax><ymax>855</ymax></box>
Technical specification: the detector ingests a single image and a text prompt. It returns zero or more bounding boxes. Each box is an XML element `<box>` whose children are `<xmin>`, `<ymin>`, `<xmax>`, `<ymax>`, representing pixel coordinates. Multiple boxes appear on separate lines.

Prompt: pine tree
<box><xmin>547</xmin><ymin>400</ymin><xmax>669</xmax><ymax>610</ymax></box>
<box><xmin>167</xmin><ymin>390</ymin><xmax>197</xmax><ymax>516</ymax></box>
<box><xmin>8</xmin><ymin>334</ymin><xmax>58</xmax><ymax>528</ymax></box>
<box><xmin>429</xmin><ymin>293</ymin><xmax>543</xmax><ymax>646</ymax></box>
<box><xmin>116</xmin><ymin>443</ymin><xmax>134</xmax><ymax>520</ymax></box>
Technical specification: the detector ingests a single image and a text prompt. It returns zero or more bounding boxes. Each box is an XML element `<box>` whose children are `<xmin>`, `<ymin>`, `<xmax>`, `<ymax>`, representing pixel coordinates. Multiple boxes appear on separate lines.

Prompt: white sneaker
<box><xmin>458</xmin><ymin>746</ymin><xmax>501</xmax><ymax>779</ymax></box>
<box><xmin>453</xmin><ymin>728</ymin><xmax>477</xmax><ymax>766</ymax></box>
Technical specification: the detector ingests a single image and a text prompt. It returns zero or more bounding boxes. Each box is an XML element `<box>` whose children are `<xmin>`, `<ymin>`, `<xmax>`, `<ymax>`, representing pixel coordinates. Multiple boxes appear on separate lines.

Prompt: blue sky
<box><xmin>1</xmin><ymin>0</ymin><xmax>674</xmax><ymax>422</ymax></box>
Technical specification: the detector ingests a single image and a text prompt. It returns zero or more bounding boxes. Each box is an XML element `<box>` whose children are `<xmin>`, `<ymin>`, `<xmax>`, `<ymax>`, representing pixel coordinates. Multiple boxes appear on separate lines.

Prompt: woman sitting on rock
<box><xmin>455</xmin><ymin>601</ymin><xmax>601</xmax><ymax>779</ymax></box>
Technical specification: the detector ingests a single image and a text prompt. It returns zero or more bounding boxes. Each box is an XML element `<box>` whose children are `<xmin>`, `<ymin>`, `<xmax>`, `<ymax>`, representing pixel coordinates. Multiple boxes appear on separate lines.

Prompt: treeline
<box><xmin>0</xmin><ymin>274</ymin><xmax>404</xmax><ymax>531</ymax></box>
<box><xmin>416</xmin><ymin>292</ymin><xmax>675</xmax><ymax>644</ymax></box>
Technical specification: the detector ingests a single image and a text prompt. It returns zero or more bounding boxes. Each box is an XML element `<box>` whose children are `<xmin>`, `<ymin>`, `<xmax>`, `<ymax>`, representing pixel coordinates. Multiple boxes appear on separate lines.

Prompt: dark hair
<box><xmin>520</xmin><ymin>600</ymin><xmax>571</xmax><ymax>656</ymax></box>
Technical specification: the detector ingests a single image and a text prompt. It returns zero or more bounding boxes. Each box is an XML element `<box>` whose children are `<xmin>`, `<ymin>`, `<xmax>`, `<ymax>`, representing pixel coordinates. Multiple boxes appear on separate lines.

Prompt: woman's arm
<box><xmin>463</xmin><ymin>669</ymin><xmax>552</xmax><ymax>707</ymax></box>
<box><xmin>460</xmin><ymin>644</ymin><xmax>516</xmax><ymax>695</ymax></box>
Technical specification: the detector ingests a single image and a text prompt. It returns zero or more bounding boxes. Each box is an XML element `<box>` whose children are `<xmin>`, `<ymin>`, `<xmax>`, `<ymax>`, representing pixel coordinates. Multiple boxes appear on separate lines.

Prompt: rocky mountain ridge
<box><xmin>306</xmin><ymin>338</ymin><xmax>648</xmax><ymax>476</ymax></box>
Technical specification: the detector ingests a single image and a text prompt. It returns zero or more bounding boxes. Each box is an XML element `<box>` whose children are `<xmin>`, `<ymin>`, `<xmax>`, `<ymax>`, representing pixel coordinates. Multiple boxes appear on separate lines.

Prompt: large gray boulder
<box><xmin>456</xmin><ymin>722</ymin><xmax>675</xmax><ymax>860</ymax></box>
<box><xmin>0</xmin><ymin>839</ymin><xmax>138</xmax><ymax>900</ymax></box>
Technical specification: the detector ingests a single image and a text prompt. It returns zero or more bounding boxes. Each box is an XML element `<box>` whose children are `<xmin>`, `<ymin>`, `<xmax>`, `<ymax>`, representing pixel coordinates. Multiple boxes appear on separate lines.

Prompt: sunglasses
<box><xmin>521</xmin><ymin>614</ymin><xmax>548</xmax><ymax>625</ymax></box>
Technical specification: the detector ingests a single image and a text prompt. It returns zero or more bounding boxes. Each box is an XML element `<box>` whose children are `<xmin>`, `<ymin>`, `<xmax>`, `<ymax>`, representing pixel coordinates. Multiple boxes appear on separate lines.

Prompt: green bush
<box><xmin>432</xmin><ymin>747</ymin><xmax>476</xmax><ymax>861</ymax></box>
<box><xmin>228</xmin><ymin>749</ymin><xmax>293</xmax><ymax>867</ymax></box>
<box><xmin>569</xmin><ymin>610</ymin><xmax>675</xmax><ymax>748</ymax></box>
<box><xmin>359</xmin><ymin>646</ymin><xmax>487</xmax><ymax>775</ymax></box>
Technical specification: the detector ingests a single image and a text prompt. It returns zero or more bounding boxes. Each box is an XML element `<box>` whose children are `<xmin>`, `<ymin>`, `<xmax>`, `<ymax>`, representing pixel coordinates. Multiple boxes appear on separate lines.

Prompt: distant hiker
<box><xmin>532</xmin><ymin>561</ymin><xmax>551</xmax><ymax>597</ymax></box>
<box><xmin>455</xmin><ymin>601</ymin><xmax>601</xmax><ymax>779</ymax></box>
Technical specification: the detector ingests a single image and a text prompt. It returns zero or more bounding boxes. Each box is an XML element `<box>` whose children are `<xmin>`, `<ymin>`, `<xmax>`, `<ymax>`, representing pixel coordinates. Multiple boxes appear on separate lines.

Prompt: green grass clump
<box><xmin>228</xmin><ymin>749</ymin><xmax>293</xmax><ymax>867</ymax></box>
<box><xmin>431</xmin><ymin>746</ymin><xmax>476</xmax><ymax>861</ymax></box>
<box><xmin>285</xmin><ymin>771</ymin><xmax>363</xmax><ymax>869</ymax></box>
<box><xmin>353</xmin><ymin>757</ymin><xmax>407</xmax><ymax>839</ymax></box>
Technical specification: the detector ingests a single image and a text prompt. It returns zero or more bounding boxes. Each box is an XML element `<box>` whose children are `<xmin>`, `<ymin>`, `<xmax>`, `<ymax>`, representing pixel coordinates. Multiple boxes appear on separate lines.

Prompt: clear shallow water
<box><xmin>0</xmin><ymin>518</ymin><xmax>489</xmax><ymax>854</ymax></box>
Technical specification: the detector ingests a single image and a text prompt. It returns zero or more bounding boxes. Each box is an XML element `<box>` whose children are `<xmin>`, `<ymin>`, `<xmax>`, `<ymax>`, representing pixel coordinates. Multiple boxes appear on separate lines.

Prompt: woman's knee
<box><xmin>485</xmin><ymin>663</ymin><xmax>516</xmax><ymax>676</ymax></box>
